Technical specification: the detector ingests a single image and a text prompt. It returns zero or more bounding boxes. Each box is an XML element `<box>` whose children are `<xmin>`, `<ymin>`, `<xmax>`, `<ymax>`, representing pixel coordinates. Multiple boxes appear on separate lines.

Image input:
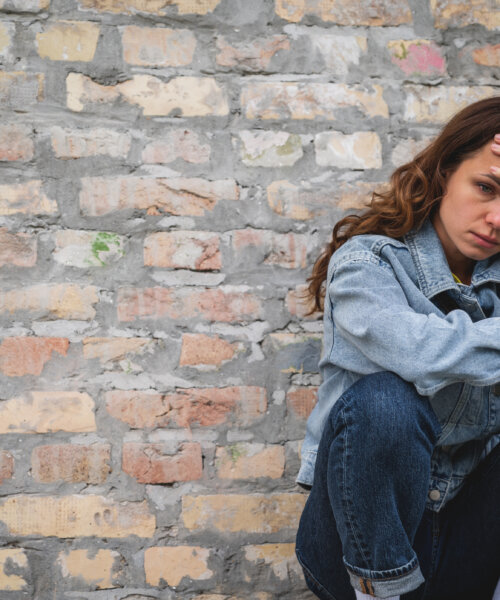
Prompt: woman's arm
<box><xmin>331</xmin><ymin>257</ymin><xmax>500</xmax><ymax>395</ymax></box>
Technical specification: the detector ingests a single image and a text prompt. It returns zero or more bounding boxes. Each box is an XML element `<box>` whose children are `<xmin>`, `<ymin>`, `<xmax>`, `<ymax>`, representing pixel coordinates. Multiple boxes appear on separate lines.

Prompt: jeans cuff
<box><xmin>344</xmin><ymin>556</ymin><xmax>425</xmax><ymax>597</ymax></box>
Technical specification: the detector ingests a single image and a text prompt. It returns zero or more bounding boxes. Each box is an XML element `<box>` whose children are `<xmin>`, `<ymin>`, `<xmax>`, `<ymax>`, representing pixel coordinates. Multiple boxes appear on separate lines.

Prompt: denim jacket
<box><xmin>297</xmin><ymin>218</ymin><xmax>500</xmax><ymax>511</ymax></box>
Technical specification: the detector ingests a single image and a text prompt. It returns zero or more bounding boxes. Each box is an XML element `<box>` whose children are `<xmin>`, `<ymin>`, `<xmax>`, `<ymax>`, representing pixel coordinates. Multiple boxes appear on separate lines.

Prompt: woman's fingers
<box><xmin>492</xmin><ymin>133</ymin><xmax>500</xmax><ymax>155</ymax></box>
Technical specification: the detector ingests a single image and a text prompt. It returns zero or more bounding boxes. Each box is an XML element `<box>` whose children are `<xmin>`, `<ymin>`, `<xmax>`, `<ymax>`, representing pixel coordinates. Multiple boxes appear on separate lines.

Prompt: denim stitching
<box><xmin>338</xmin><ymin>399</ymin><xmax>371</xmax><ymax>567</ymax></box>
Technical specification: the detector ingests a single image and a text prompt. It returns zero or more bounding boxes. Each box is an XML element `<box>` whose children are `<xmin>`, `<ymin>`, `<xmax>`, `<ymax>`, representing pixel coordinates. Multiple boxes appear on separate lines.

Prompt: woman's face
<box><xmin>432</xmin><ymin>140</ymin><xmax>500</xmax><ymax>279</ymax></box>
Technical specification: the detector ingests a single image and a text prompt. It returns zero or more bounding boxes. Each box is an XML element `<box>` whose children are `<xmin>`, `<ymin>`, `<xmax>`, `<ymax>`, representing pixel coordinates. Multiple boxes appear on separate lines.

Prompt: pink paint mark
<box><xmin>392</xmin><ymin>43</ymin><xmax>446</xmax><ymax>76</ymax></box>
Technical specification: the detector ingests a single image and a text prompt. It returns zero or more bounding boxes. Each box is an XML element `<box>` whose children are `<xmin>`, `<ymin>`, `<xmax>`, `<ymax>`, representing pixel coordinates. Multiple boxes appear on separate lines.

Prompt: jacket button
<box><xmin>428</xmin><ymin>489</ymin><xmax>441</xmax><ymax>501</ymax></box>
<box><xmin>493</xmin><ymin>384</ymin><xmax>500</xmax><ymax>396</ymax></box>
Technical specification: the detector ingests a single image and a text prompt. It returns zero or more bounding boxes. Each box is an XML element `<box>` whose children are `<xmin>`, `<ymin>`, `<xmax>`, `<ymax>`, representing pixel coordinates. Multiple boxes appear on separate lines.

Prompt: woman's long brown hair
<box><xmin>307</xmin><ymin>96</ymin><xmax>500</xmax><ymax>312</ymax></box>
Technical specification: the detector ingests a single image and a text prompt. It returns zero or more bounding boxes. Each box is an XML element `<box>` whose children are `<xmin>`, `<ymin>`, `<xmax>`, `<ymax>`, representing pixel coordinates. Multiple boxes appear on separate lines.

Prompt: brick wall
<box><xmin>0</xmin><ymin>0</ymin><xmax>498</xmax><ymax>598</ymax></box>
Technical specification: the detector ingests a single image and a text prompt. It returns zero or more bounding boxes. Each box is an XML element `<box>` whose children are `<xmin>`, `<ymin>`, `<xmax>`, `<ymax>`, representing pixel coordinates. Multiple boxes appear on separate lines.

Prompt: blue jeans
<box><xmin>296</xmin><ymin>372</ymin><xmax>500</xmax><ymax>600</ymax></box>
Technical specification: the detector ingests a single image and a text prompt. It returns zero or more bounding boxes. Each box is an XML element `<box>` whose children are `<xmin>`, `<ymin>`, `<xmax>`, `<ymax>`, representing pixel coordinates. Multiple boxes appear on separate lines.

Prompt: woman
<box><xmin>295</xmin><ymin>97</ymin><xmax>500</xmax><ymax>600</ymax></box>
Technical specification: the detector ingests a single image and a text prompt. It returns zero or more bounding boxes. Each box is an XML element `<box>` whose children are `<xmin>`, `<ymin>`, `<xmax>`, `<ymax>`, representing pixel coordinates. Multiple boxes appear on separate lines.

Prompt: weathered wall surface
<box><xmin>0</xmin><ymin>0</ymin><xmax>497</xmax><ymax>598</ymax></box>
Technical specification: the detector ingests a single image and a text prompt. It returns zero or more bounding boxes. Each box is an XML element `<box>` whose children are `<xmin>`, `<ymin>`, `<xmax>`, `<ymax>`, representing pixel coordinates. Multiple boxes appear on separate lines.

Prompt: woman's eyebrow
<box><xmin>481</xmin><ymin>173</ymin><xmax>500</xmax><ymax>186</ymax></box>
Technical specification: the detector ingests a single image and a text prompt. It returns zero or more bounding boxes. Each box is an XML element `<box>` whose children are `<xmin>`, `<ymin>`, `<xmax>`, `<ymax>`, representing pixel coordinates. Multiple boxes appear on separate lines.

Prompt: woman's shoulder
<box><xmin>331</xmin><ymin>233</ymin><xmax>408</xmax><ymax>266</ymax></box>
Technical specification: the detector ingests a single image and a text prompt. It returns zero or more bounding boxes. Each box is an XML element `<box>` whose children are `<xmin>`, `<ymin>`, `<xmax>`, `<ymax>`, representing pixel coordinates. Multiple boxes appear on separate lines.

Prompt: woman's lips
<box><xmin>472</xmin><ymin>232</ymin><xmax>499</xmax><ymax>248</ymax></box>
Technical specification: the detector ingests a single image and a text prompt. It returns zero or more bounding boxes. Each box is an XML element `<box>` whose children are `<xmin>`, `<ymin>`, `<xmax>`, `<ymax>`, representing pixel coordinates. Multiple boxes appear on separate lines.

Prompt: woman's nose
<box><xmin>486</xmin><ymin>211</ymin><xmax>500</xmax><ymax>229</ymax></box>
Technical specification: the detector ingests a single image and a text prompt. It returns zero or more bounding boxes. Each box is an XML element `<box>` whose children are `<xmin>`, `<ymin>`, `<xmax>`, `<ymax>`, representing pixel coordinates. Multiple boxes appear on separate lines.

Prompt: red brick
<box><xmin>106</xmin><ymin>386</ymin><xmax>267</xmax><ymax>429</ymax></box>
<box><xmin>51</xmin><ymin>126</ymin><xmax>131</xmax><ymax>159</ymax></box>
<box><xmin>122</xmin><ymin>26</ymin><xmax>196</xmax><ymax>67</ymax></box>
<box><xmin>142</xmin><ymin>129</ymin><xmax>210</xmax><ymax>164</ymax></box>
<box><xmin>122</xmin><ymin>442</ymin><xmax>202</xmax><ymax>483</ymax></box>
<box><xmin>216</xmin><ymin>35</ymin><xmax>290</xmax><ymax>71</ymax></box>
<box><xmin>0</xmin><ymin>337</ymin><xmax>69</xmax><ymax>376</ymax></box>
<box><xmin>80</xmin><ymin>177</ymin><xmax>238</xmax><ymax>217</ymax></box>
<box><xmin>0</xmin><ymin>124</ymin><xmax>34</xmax><ymax>161</ymax></box>
<box><xmin>0</xmin><ymin>228</ymin><xmax>37</xmax><ymax>267</ymax></box>
<box><xmin>144</xmin><ymin>231</ymin><xmax>221</xmax><ymax>270</ymax></box>
<box><xmin>0</xmin><ymin>181</ymin><xmax>57</xmax><ymax>216</ymax></box>
<box><xmin>472</xmin><ymin>44</ymin><xmax>500</xmax><ymax>67</ymax></box>
<box><xmin>232</xmin><ymin>229</ymin><xmax>308</xmax><ymax>269</ymax></box>
<box><xmin>31</xmin><ymin>444</ymin><xmax>110</xmax><ymax>484</ymax></box>
<box><xmin>179</xmin><ymin>333</ymin><xmax>237</xmax><ymax>366</ymax></box>
<box><xmin>117</xmin><ymin>287</ymin><xmax>262</xmax><ymax>323</ymax></box>
<box><xmin>241</xmin><ymin>82</ymin><xmax>388</xmax><ymax>120</ymax></box>
<box><xmin>275</xmin><ymin>0</ymin><xmax>412</xmax><ymax>24</ymax></box>
<box><xmin>286</xmin><ymin>386</ymin><xmax>318</xmax><ymax>419</ymax></box>
<box><xmin>0</xmin><ymin>451</ymin><xmax>13</xmax><ymax>483</ymax></box>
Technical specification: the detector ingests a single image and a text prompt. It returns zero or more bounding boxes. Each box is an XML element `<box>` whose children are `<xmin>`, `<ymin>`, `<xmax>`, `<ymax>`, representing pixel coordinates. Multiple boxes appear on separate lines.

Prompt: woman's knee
<box><xmin>329</xmin><ymin>371</ymin><xmax>441</xmax><ymax>451</ymax></box>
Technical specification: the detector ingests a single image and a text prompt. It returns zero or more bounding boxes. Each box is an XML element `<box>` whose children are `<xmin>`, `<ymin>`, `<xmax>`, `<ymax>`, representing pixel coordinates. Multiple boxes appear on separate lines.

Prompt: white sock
<box><xmin>355</xmin><ymin>591</ymin><xmax>399</xmax><ymax>600</ymax></box>
<box><xmin>493</xmin><ymin>577</ymin><xmax>500</xmax><ymax>600</ymax></box>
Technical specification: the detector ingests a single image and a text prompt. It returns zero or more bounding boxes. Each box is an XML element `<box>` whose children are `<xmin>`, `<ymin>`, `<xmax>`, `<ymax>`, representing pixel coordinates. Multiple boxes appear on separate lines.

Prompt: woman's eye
<box><xmin>478</xmin><ymin>182</ymin><xmax>493</xmax><ymax>194</ymax></box>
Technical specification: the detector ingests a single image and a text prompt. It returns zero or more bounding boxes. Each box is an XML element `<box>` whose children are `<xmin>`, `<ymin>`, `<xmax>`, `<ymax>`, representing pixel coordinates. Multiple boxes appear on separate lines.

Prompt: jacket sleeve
<box><xmin>330</xmin><ymin>254</ymin><xmax>500</xmax><ymax>395</ymax></box>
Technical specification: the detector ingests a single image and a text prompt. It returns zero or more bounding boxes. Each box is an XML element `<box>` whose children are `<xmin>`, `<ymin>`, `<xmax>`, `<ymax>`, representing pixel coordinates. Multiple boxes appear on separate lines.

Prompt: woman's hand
<box><xmin>491</xmin><ymin>134</ymin><xmax>500</xmax><ymax>178</ymax></box>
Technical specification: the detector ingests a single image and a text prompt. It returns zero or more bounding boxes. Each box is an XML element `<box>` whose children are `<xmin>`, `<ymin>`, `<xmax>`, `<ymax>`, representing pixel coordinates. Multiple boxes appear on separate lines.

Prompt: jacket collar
<box><xmin>404</xmin><ymin>218</ymin><xmax>500</xmax><ymax>299</ymax></box>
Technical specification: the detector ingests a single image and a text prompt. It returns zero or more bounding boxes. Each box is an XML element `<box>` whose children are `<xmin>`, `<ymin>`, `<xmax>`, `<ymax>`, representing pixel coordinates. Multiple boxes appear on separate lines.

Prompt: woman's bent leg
<box><xmin>411</xmin><ymin>442</ymin><xmax>500</xmax><ymax>600</ymax></box>
<box><xmin>296</xmin><ymin>371</ymin><xmax>442</xmax><ymax>600</ymax></box>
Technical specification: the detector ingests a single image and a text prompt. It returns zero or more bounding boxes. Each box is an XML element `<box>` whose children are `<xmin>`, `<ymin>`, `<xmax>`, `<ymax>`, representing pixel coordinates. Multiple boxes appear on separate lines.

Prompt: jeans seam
<box><xmin>339</xmin><ymin>401</ymin><xmax>371</xmax><ymax>567</ymax></box>
<box><xmin>295</xmin><ymin>548</ymin><xmax>339</xmax><ymax>600</ymax></box>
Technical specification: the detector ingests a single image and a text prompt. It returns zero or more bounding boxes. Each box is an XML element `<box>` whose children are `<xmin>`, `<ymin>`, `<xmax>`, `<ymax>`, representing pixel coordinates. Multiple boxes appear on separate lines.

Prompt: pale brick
<box><xmin>302</xmin><ymin>31</ymin><xmax>367</xmax><ymax>74</ymax></box>
<box><xmin>0</xmin><ymin>283</ymin><xmax>98</xmax><ymax>320</ymax></box>
<box><xmin>122</xmin><ymin>442</ymin><xmax>202</xmax><ymax>484</ymax></box>
<box><xmin>216</xmin><ymin>35</ymin><xmax>290</xmax><ymax>71</ymax></box>
<box><xmin>117</xmin><ymin>286</ymin><xmax>262</xmax><ymax>323</ymax></box>
<box><xmin>430</xmin><ymin>0</ymin><xmax>500</xmax><ymax>30</ymax></box>
<box><xmin>0</xmin><ymin>22</ymin><xmax>14</xmax><ymax>61</ymax></box>
<box><xmin>0</xmin><ymin>390</ymin><xmax>95</xmax><ymax>433</ymax></box>
<box><xmin>216</xmin><ymin>444</ymin><xmax>285</xmax><ymax>479</ymax></box>
<box><xmin>179</xmin><ymin>333</ymin><xmax>237</xmax><ymax>366</ymax></box>
<box><xmin>0</xmin><ymin>337</ymin><xmax>69</xmax><ymax>377</ymax></box>
<box><xmin>404</xmin><ymin>85</ymin><xmax>498</xmax><ymax>123</ymax></box>
<box><xmin>391</xmin><ymin>137</ymin><xmax>433</xmax><ymax>168</ymax></box>
<box><xmin>67</xmin><ymin>73</ymin><xmax>229</xmax><ymax>117</ymax></box>
<box><xmin>0</xmin><ymin>181</ymin><xmax>57</xmax><ymax>216</ymax></box>
<box><xmin>315</xmin><ymin>132</ymin><xmax>382</xmax><ymax>169</ymax></box>
<box><xmin>51</xmin><ymin>126</ymin><xmax>131</xmax><ymax>159</ymax></box>
<box><xmin>58</xmin><ymin>549</ymin><xmax>120</xmax><ymax>590</ymax></box>
<box><xmin>144</xmin><ymin>231</ymin><xmax>221</xmax><ymax>271</ymax></box>
<box><xmin>0</xmin><ymin>0</ymin><xmax>49</xmax><ymax>11</ymax></box>
<box><xmin>268</xmin><ymin>332</ymin><xmax>321</xmax><ymax>349</ymax></box>
<box><xmin>0</xmin><ymin>228</ymin><xmax>37</xmax><ymax>267</ymax></box>
<box><xmin>286</xmin><ymin>285</ymin><xmax>322</xmax><ymax>319</ymax></box>
<box><xmin>275</xmin><ymin>0</ymin><xmax>412</xmax><ymax>25</ymax></box>
<box><xmin>267</xmin><ymin>179</ymin><xmax>383</xmax><ymax>219</ymax></box>
<box><xmin>142</xmin><ymin>130</ymin><xmax>210</xmax><ymax>164</ymax></box>
<box><xmin>0</xmin><ymin>451</ymin><xmax>13</xmax><ymax>483</ymax></box>
<box><xmin>80</xmin><ymin>177</ymin><xmax>238</xmax><ymax>217</ymax></box>
<box><xmin>0</xmin><ymin>495</ymin><xmax>155</xmax><ymax>537</ymax></box>
<box><xmin>0</xmin><ymin>72</ymin><xmax>43</xmax><ymax>108</ymax></box>
<box><xmin>286</xmin><ymin>386</ymin><xmax>318</xmax><ymax>419</ymax></box>
<box><xmin>388</xmin><ymin>40</ymin><xmax>446</xmax><ymax>76</ymax></box>
<box><xmin>53</xmin><ymin>230</ymin><xmax>125</xmax><ymax>268</ymax></box>
<box><xmin>232</xmin><ymin>229</ymin><xmax>308</xmax><ymax>269</ymax></box>
<box><xmin>78</xmin><ymin>0</ymin><xmax>221</xmax><ymax>15</ymax></box>
<box><xmin>82</xmin><ymin>337</ymin><xmax>150</xmax><ymax>363</ymax></box>
<box><xmin>0</xmin><ymin>124</ymin><xmax>34</xmax><ymax>162</ymax></box>
<box><xmin>0</xmin><ymin>549</ymin><xmax>28</xmax><ymax>591</ymax></box>
<box><xmin>36</xmin><ymin>21</ymin><xmax>100</xmax><ymax>62</ymax></box>
<box><xmin>473</xmin><ymin>44</ymin><xmax>500</xmax><ymax>67</ymax></box>
<box><xmin>244</xmin><ymin>544</ymin><xmax>302</xmax><ymax>580</ymax></box>
<box><xmin>241</xmin><ymin>82</ymin><xmax>388</xmax><ymax>120</ymax></box>
<box><xmin>182</xmin><ymin>494</ymin><xmax>306</xmax><ymax>533</ymax></box>
<box><xmin>31</xmin><ymin>444</ymin><xmax>110</xmax><ymax>483</ymax></box>
<box><xmin>239</xmin><ymin>131</ymin><xmax>303</xmax><ymax>167</ymax></box>
<box><xmin>145</xmin><ymin>546</ymin><xmax>212</xmax><ymax>587</ymax></box>
<box><xmin>106</xmin><ymin>386</ymin><xmax>267</xmax><ymax>429</ymax></box>
<box><xmin>122</xmin><ymin>26</ymin><xmax>196</xmax><ymax>67</ymax></box>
